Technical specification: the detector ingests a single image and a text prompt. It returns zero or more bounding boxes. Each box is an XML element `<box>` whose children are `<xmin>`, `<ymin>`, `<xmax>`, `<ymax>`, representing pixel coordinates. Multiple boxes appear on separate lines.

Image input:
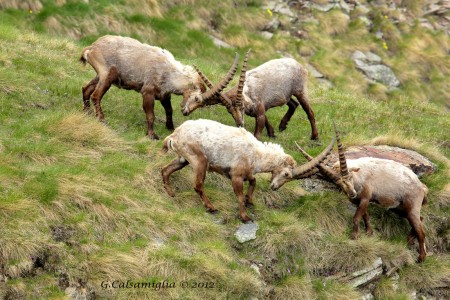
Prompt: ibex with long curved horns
<box><xmin>162</xmin><ymin>119</ymin><xmax>334</xmax><ymax>222</ymax></box>
<box><xmin>182</xmin><ymin>55</ymin><xmax>318</xmax><ymax>140</ymax></box>
<box><xmin>184</xmin><ymin>49</ymin><xmax>251</xmax><ymax>128</ymax></box>
<box><xmin>296</xmin><ymin>125</ymin><xmax>428</xmax><ymax>262</ymax></box>
<box><xmin>80</xmin><ymin>35</ymin><xmax>239</xmax><ymax>139</ymax></box>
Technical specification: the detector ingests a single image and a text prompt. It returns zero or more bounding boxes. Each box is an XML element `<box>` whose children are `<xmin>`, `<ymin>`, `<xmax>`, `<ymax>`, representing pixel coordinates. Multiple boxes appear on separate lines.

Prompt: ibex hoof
<box><xmin>163</xmin><ymin>186</ymin><xmax>175</xmax><ymax>197</ymax></box>
<box><xmin>208</xmin><ymin>208</ymin><xmax>219</xmax><ymax>214</ymax></box>
<box><xmin>279</xmin><ymin>125</ymin><xmax>287</xmax><ymax>132</ymax></box>
<box><xmin>241</xmin><ymin>215</ymin><xmax>253</xmax><ymax>223</ymax></box>
<box><xmin>148</xmin><ymin>133</ymin><xmax>160</xmax><ymax>140</ymax></box>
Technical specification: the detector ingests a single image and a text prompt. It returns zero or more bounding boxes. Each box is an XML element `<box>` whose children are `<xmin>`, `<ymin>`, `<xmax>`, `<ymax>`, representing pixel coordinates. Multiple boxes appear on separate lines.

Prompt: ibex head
<box><xmin>182</xmin><ymin>49</ymin><xmax>251</xmax><ymax>128</ymax></box>
<box><xmin>295</xmin><ymin>123</ymin><xmax>358</xmax><ymax>198</ymax></box>
<box><xmin>270</xmin><ymin>136</ymin><xmax>336</xmax><ymax>190</ymax></box>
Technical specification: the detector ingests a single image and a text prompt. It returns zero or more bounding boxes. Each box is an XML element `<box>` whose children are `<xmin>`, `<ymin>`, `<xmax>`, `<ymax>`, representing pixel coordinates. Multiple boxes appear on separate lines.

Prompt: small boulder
<box><xmin>235</xmin><ymin>222</ymin><xmax>259</xmax><ymax>243</ymax></box>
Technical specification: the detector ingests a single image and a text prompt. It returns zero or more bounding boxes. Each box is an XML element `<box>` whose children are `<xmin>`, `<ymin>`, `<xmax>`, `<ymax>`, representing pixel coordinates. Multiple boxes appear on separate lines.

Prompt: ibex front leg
<box><xmin>232</xmin><ymin>176</ymin><xmax>252</xmax><ymax>223</ymax></box>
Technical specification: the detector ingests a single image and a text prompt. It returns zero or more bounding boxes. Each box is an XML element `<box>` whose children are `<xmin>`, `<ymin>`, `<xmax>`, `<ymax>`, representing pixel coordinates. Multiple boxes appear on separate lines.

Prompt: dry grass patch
<box><xmin>315</xmin><ymin>10</ymin><xmax>350</xmax><ymax>36</ymax></box>
<box><xmin>308</xmin><ymin>237</ymin><xmax>414</xmax><ymax>276</ymax></box>
<box><xmin>296</xmin><ymin>194</ymin><xmax>350</xmax><ymax>235</ymax></box>
<box><xmin>274</xmin><ymin>275</ymin><xmax>315</xmax><ymax>300</ymax></box>
<box><xmin>49</xmin><ymin>113</ymin><xmax>130</xmax><ymax>152</ymax></box>
<box><xmin>314</xmin><ymin>279</ymin><xmax>362</xmax><ymax>300</ymax></box>
<box><xmin>256</xmin><ymin>213</ymin><xmax>324</xmax><ymax>259</ymax></box>
<box><xmin>399</xmin><ymin>255</ymin><xmax>450</xmax><ymax>291</ymax></box>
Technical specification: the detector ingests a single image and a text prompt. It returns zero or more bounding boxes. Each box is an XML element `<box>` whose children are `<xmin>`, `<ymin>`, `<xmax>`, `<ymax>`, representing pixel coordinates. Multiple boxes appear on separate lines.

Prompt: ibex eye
<box><xmin>284</xmin><ymin>172</ymin><xmax>289</xmax><ymax>177</ymax></box>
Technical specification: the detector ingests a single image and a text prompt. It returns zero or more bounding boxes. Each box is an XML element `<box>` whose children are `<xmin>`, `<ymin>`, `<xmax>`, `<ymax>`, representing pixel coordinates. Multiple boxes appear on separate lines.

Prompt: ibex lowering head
<box><xmin>162</xmin><ymin>119</ymin><xmax>334</xmax><ymax>222</ymax></box>
<box><xmin>182</xmin><ymin>54</ymin><xmax>318</xmax><ymax>141</ymax></box>
<box><xmin>296</xmin><ymin>124</ymin><xmax>428</xmax><ymax>262</ymax></box>
<box><xmin>80</xmin><ymin>35</ymin><xmax>239</xmax><ymax>139</ymax></box>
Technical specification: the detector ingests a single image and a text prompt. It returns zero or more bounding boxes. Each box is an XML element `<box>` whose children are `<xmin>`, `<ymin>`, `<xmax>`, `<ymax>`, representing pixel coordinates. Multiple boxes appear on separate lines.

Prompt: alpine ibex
<box><xmin>296</xmin><ymin>125</ymin><xmax>428</xmax><ymax>262</ymax></box>
<box><xmin>162</xmin><ymin>119</ymin><xmax>334</xmax><ymax>222</ymax></box>
<box><xmin>182</xmin><ymin>56</ymin><xmax>318</xmax><ymax>140</ymax></box>
<box><xmin>80</xmin><ymin>35</ymin><xmax>239</xmax><ymax>139</ymax></box>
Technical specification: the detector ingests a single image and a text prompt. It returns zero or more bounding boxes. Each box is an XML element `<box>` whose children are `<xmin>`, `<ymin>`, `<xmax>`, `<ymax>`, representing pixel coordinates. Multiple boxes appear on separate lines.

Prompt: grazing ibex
<box><xmin>182</xmin><ymin>56</ymin><xmax>318</xmax><ymax>140</ymax></box>
<box><xmin>161</xmin><ymin>119</ymin><xmax>334</xmax><ymax>222</ymax></box>
<box><xmin>296</xmin><ymin>125</ymin><xmax>428</xmax><ymax>262</ymax></box>
<box><xmin>80</xmin><ymin>35</ymin><xmax>239</xmax><ymax>139</ymax></box>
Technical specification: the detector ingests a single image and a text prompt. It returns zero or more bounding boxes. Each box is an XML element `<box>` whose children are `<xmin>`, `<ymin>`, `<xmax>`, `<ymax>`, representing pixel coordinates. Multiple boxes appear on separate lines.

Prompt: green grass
<box><xmin>0</xmin><ymin>1</ymin><xmax>449</xmax><ymax>299</ymax></box>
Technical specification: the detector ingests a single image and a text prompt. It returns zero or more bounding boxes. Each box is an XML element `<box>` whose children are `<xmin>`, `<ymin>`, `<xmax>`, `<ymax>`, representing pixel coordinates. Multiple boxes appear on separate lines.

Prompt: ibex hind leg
<box><xmin>406</xmin><ymin>211</ymin><xmax>426</xmax><ymax>263</ymax></box>
<box><xmin>245</xmin><ymin>177</ymin><xmax>256</xmax><ymax>208</ymax></box>
<box><xmin>161</xmin><ymin>158</ymin><xmax>189</xmax><ymax>197</ymax></box>
<box><xmin>279</xmin><ymin>97</ymin><xmax>299</xmax><ymax>132</ymax></box>
<box><xmin>82</xmin><ymin>76</ymin><xmax>99</xmax><ymax>112</ymax></box>
<box><xmin>294</xmin><ymin>90</ymin><xmax>318</xmax><ymax>140</ymax></box>
<box><xmin>91</xmin><ymin>66</ymin><xmax>119</xmax><ymax>121</ymax></box>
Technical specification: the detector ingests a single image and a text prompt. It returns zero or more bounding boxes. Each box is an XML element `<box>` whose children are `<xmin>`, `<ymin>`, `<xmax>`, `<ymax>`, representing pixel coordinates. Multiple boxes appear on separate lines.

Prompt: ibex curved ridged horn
<box><xmin>333</xmin><ymin>122</ymin><xmax>349</xmax><ymax>177</ymax></box>
<box><xmin>294</xmin><ymin>141</ymin><xmax>340</xmax><ymax>183</ymax></box>
<box><xmin>235</xmin><ymin>49</ymin><xmax>251</xmax><ymax>109</ymax></box>
<box><xmin>193</xmin><ymin>65</ymin><xmax>233</xmax><ymax>108</ymax></box>
<box><xmin>292</xmin><ymin>137</ymin><xmax>335</xmax><ymax>179</ymax></box>
<box><xmin>196</xmin><ymin>53</ymin><xmax>239</xmax><ymax>103</ymax></box>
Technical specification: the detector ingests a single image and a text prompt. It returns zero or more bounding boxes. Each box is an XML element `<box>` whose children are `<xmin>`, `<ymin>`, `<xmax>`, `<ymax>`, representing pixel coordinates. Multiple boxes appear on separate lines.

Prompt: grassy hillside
<box><xmin>0</xmin><ymin>1</ymin><xmax>449</xmax><ymax>299</ymax></box>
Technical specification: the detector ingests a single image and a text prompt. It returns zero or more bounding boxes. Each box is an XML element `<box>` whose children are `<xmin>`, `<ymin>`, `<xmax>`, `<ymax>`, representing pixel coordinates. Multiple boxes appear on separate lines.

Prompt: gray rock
<box><xmin>316</xmin><ymin>78</ymin><xmax>334</xmax><ymax>89</ymax></box>
<box><xmin>263</xmin><ymin>18</ymin><xmax>281</xmax><ymax>32</ymax></box>
<box><xmin>299</xmin><ymin>177</ymin><xmax>337</xmax><ymax>193</ymax></box>
<box><xmin>351</xmin><ymin>50</ymin><xmax>367</xmax><ymax>62</ymax></box>
<box><xmin>307</xmin><ymin>63</ymin><xmax>324</xmax><ymax>78</ymax></box>
<box><xmin>261</xmin><ymin>31</ymin><xmax>274</xmax><ymax>39</ymax></box>
<box><xmin>250</xmin><ymin>263</ymin><xmax>261</xmax><ymax>276</ymax></box>
<box><xmin>209</xmin><ymin>35</ymin><xmax>233</xmax><ymax>49</ymax></box>
<box><xmin>351</xmin><ymin>51</ymin><xmax>381</xmax><ymax>65</ymax></box>
<box><xmin>312</xmin><ymin>3</ymin><xmax>337</xmax><ymax>12</ymax></box>
<box><xmin>356</xmin><ymin>64</ymin><xmax>400</xmax><ymax>87</ymax></box>
<box><xmin>361</xmin><ymin>293</ymin><xmax>375</xmax><ymax>300</ymax></box>
<box><xmin>278</xmin><ymin>6</ymin><xmax>297</xmax><ymax>18</ymax></box>
<box><xmin>365</xmin><ymin>51</ymin><xmax>382</xmax><ymax>64</ymax></box>
<box><xmin>235</xmin><ymin>222</ymin><xmax>259</xmax><ymax>243</ymax></box>
<box><xmin>375</xmin><ymin>30</ymin><xmax>384</xmax><ymax>39</ymax></box>
<box><xmin>65</xmin><ymin>286</ymin><xmax>95</xmax><ymax>300</ymax></box>
<box><xmin>339</xmin><ymin>0</ymin><xmax>352</xmax><ymax>14</ymax></box>
<box><xmin>348</xmin><ymin>257</ymin><xmax>383</xmax><ymax>288</ymax></box>
<box><xmin>359</xmin><ymin>16</ymin><xmax>373</xmax><ymax>27</ymax></box>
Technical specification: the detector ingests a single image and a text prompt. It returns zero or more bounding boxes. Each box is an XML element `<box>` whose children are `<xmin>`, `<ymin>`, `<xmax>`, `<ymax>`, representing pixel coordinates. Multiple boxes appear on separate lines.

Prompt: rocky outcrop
<box><xmin>328</xmin><ymin>145</ymin><xmax>436</xmax><ymax>177</ymax></box>
<box><xmin>351</xmin><ymin>50</ymin><xmax>400</xmax><ymax>88</ymax></box>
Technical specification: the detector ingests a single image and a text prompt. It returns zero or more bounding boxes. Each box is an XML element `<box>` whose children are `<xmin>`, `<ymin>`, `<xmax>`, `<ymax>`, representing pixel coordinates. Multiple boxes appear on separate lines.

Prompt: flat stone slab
<box><xmin>326</xmin><ymin>145</ymin><xmax>436</xmax><ymax>177</ymax></box>
<box><xmin>235</xmin><ymin>222</ymin><xmax>259</xmax><ymax>243</ymax></box>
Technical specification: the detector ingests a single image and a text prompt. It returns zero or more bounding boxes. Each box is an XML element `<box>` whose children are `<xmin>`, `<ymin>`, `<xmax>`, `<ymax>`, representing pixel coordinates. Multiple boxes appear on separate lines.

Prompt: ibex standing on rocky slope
<box><xmin>182</xmin><ymin>56</ymin><xmax>318</xmax><ymax>140</ymax></box>
<box><xmin>296</xmin><ymin>125</ymin><xmax>428</xmax><ymax>262</ymax></box>
<box><xmin>80</xmin><ymin>35</ymin><xmax>239</xmax><ymax>139</ymax></box>
<box><xmin>162</xmin><ymin>119</ymin><xmax>334</xmax><ymax>222</ymax></box>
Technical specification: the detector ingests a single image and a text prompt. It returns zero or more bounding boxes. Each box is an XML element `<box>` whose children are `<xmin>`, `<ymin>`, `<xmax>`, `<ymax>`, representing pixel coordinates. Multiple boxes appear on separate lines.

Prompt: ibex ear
<box><xmin>350</xmin><ymin>167</ymin><xmax>360</xmax><ymax>173</ymax></box>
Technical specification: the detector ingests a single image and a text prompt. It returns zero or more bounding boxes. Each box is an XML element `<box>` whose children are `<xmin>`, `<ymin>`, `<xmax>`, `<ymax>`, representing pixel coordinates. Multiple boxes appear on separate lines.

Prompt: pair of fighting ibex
<box><xmin>80</xmin><ymin>35</ymin><xmax>428</xmax><ymax>262</ymax></box>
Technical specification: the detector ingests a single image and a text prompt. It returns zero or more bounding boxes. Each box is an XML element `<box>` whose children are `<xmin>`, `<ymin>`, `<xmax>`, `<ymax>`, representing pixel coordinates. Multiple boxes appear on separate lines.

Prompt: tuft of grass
<box><xmin>399</xmin><ymin>255</ymin><xmax>450</xmax><ymax>291</ymax></box>
<box><xmin>313</xmin><ymin>278</ymin><xmax>362</xmax><ymax>300</ymax></box>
